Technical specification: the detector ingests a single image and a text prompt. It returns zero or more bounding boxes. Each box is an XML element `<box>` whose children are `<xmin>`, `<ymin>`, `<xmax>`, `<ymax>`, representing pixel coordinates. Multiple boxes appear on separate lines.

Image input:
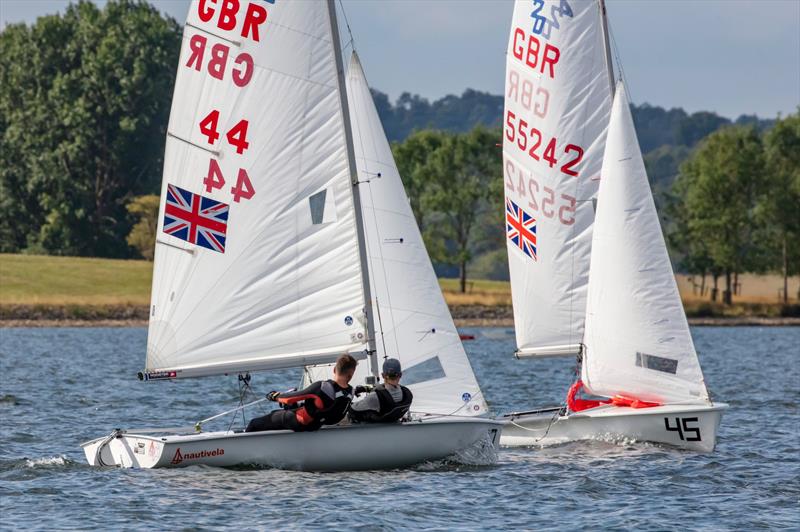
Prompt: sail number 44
<box><xmin>664</xmin><ymin>417</ymin><xmax>701</xmax><ymax>441</ymax></box>
<box><xmin>198</xmin><ymin>109</ymin><xmax>255</xmax><ymax>203</ymax></box>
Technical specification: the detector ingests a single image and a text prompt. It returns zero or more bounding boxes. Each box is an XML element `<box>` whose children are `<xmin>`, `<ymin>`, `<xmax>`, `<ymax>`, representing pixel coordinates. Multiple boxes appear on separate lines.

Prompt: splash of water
<box><xmin>24</xmin><ymin>455</ymin><xmax>72</xmax><ymax>468</ymax></box>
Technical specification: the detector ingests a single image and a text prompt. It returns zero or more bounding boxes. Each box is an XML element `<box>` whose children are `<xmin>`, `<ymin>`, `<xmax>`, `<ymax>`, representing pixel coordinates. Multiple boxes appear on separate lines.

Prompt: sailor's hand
<box><xmin>266</xmin><ymin>390</ymin><xmax>281</xmax><ymax>401</ymax></box>
<box><xmin>354</xmin><ymin>385</ymin><xmax>373</xmax><ymax>396</ymax></box>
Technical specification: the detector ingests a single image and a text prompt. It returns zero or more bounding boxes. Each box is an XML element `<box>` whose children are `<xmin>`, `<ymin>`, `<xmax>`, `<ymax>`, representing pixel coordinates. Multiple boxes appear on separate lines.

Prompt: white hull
<box><xmin>82</xmin><ymin>418</ymin><xmax>503</xmax><ymax>471</ymax></box>
<box><xmin>500</xmin><ymin>403</ymin><xmax>727</xmax><ymax>452</ymax></box>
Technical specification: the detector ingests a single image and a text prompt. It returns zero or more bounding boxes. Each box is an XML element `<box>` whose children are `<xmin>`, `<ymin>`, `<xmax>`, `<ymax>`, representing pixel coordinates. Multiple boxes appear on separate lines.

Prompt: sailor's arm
<box><xmin>271</xmin><ymin>382</ymin><xmax>325</xmax><ymax>409</ymax></box>
<box><xmin>350</xmin><ymin>391</ymin><xmax>380</xmax><ymax>412</ymax></box>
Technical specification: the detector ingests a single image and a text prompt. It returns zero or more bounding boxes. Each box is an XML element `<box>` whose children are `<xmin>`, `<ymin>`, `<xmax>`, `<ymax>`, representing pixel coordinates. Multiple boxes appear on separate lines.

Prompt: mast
<box><xmin>326</xmin><ymin>0</ymin><xmax>380</xmax><ymax>381</ymax></box>
<box><xmin>599</xmin><ymin>0</ymin><xmax>616</xmax><ymax>97</ymax></box>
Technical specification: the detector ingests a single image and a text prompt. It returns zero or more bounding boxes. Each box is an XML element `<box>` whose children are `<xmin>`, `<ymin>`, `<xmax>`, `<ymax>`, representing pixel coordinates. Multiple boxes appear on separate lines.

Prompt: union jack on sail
<box><xmin>163</xmin><ymin>184</ymin><xmax>229</xmax><ymax>253</ymax></box>
<box><xmin>506</xmin><ymin>198</ymin><xmax>537</xmax><ymax>260</ymax></box>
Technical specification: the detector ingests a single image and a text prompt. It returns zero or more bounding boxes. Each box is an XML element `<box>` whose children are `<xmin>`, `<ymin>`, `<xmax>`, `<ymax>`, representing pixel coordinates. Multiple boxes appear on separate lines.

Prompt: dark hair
<box><xmin>335</xmin><ymin>354</ymin><xmax>358</xmax><ymax>374</ymax></box>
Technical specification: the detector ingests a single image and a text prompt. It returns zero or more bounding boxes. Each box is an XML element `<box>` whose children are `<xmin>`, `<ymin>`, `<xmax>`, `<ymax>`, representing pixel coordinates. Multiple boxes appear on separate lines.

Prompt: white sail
<box><xmin>145</xmin><ymin>1</ymin><xmax>369</xmax><ymax>379</ymax></box>
<box><xmin>582</xmin><ymin>82</ymin><xmax>709</xmax><ymax>404</ymax></box>
<box><xmin>503</xmin><ymin>0</ymin><xmax>613</xmax><ymax>357</ymax></box>
<box><xmin>305</xmin><ymin>53</ymin><xmax>488</xmax><ymax>417</ymax></box>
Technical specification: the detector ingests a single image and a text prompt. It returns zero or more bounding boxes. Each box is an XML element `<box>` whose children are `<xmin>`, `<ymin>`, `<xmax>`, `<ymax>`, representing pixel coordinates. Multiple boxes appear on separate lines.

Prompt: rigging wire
<box><xmin>337</xmin><ymin>0</ymin><xmax>356</xmax><ymax>53</ymax></box>
<box><xmin>607</xmin><ymin>18</ymin><xmax>632</xmax><ymax>103</ymax></box>
<box><xmin>339</xmin><ymin>3</ymin><xmax>402</xmax><ymax>364</ymax></box>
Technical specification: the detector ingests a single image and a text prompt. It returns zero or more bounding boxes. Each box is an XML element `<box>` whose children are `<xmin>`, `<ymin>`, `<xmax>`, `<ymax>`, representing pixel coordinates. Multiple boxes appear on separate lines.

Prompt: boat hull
<box><xmin>82</xmin><ymin>417</ymin><xmax>503</xmax><ymax>471</ymax></box>
<box><xmin>500</xmin><ymin>403</ymin><xmax>727</xmax><ymax>452</ymax></box>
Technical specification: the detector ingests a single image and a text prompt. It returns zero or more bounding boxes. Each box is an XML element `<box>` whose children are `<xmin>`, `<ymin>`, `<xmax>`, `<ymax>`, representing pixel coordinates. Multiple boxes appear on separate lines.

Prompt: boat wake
<box><xmin>414</xmin><ymin>431</ymin><xmax>499</xmax><ymax>471</ymax></box>
<box><xmin>24</xmin><ymin>455</ymin><xmax>74</xmax><ymax>469</ymax></box>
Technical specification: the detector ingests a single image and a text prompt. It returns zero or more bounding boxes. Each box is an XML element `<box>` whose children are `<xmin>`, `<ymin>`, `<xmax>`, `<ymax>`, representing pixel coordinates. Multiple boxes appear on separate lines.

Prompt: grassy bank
<box><xmin>1</xmin><ymin>254</ymin><xmax>798</xmax><ymax>322</ymax></box>
<box><xmin>0</xmin><ymin>254</ymin><xmax>151</xmax><ymax>306</ymax></box>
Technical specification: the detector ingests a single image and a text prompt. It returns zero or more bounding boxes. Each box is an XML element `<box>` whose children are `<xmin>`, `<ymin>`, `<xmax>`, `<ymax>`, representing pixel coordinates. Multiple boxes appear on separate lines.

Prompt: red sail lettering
<box><xmin>512</xmin><ymin>28</ymin><xmax>525</xmax><ymax>60</ymax></box>
<box><xmin>186</xmin><ymin>34</ymin><xmax>207</xmax><ymax>71</ymax></box>
<box><xmin>542</xmin><ymin>44</ymin><xmax>560</xmax><ymax>79</ymax></box>
<box><xmin>511</xmin><ymin>27</ymin><xmax>561</xmax><ymax>79</ymax></box>
<box><xmin>198</xmin><ymin>0</ymin><xmax>215</xmax><ymax>22</ymax></box>
<box><xmin>217</xmin><ymin>0</ymin><xmax>239</xmax><ymax>31</ymax></box>
<box><xmin>232</xmin><ymin>53</ymin><xmax>253</xmax><ymax>87</ymax></box>
<box><xmin>525</xmin><ymin>35</ymin><xmax>540</xmax><ymax>70</ymax></box>
<box><xmin>208</xmin><ymin>44</ymin><xmax>229</xmax><ymax>80</ymax></box>
<box><xmin>242</xmin><ymin>3</ymin><xmax>268</xmax><ymax>42</ymax></box>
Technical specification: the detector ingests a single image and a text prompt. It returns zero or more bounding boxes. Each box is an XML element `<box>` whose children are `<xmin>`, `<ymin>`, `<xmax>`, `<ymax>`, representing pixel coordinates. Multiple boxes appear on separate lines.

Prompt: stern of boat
<box><xmin>81</xmin><ymin>432</ymin><xmax>166</xmax><ymax>468</ymax></box>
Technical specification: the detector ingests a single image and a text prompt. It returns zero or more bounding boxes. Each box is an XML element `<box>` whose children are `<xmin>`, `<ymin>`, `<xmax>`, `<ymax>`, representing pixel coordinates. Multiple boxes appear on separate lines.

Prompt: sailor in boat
<box><xmin>348</xmin><ymin>358</ymin><xmax>413</xmax><ymax>423</ymax></box>
<box><xmin>244</xmin><ymin>354</ymin><xmax>357</xmax><ymax>433</ymax></box>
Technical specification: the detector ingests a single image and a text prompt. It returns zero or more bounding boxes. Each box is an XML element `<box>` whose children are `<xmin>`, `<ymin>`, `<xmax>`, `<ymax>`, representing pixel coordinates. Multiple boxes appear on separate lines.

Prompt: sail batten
<box><xmin>503</xmin><ymin>0</ymin><xmax>613</xmax><ymax>357</ymax></box>
<box><xmin>581</xmin><ymin>82</ymin><xmax>709</xmax><ymax>404</ymax></box>
<box><xmin>146</xmin><ymin>1</ymin><xmax>370</xmax><ymax>378</ymax></box>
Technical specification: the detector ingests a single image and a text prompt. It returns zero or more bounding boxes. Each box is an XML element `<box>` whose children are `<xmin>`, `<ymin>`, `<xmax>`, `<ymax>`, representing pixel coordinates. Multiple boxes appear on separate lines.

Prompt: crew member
<box><xmin>244</xmin><ymin>354</ymin><xmax>357</xmax><ymax>432</ymax></box>
<box><xmin>349</xmin><ymin>358</ymin><xmax>413</xmax><ymax>423</ymax></box>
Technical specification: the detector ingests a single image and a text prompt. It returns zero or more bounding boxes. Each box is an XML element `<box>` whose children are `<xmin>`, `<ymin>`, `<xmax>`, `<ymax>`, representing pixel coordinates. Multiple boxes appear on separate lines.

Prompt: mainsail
<box><xmin>145</xmin><ymin>1</ymin><xmax>370</xmax><ymax>379</ymax></box>
<box><xmin>582</xmin><ymin>82</ymin><xmax>709</xmax><ymax>404</ymax></box>
<box><xmin>305</xmin><ymin>53</ymin><xmax>488</xmax><ymax>417</ymax></box>
<box><xmin>503</xmin><ymin>0</ymin><xmax>613</xmax><ymax>357</ymax></box>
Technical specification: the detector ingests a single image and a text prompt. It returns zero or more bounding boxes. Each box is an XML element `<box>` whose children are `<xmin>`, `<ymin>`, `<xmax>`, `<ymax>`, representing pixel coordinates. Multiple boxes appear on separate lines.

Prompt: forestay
<box><xmin>145</xmin><ymin>0</ymin><xmax>368</xmax><ymax>379</ymax></box>
<box><xmin>305</xmin><ymin>53</ymin><xmax>488</xmax><ymax>417</ymax></box>
<box><xmin>503</xmin><ymin>0</ymin><xmax>613</xmax><ymax>357</ymax></box>
<box><xmin>582</xmin><ymin>82</ymin><xmax>709</xmax><ymax>404</ymax></box>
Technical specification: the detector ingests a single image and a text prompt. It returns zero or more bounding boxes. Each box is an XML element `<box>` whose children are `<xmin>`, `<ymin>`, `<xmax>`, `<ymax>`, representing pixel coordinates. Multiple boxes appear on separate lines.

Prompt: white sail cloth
<box><xmin>504</xmin><ymin>0</ymin><xmax>613</xmax><ymax>357</ymax></box>
<box><xmin>305</xmin><ymin>53</ymin><xmax>488</xmax><ymax>417</ymax></box>
<box><xmin>582</xmin><ymin>82</ymin><xmax>709</xmax><ymax>404</ymax></box>
<box><xmin>146</xmin><ymin>1</ymin><xmax>368</xmax><ymax>378</ymax></box>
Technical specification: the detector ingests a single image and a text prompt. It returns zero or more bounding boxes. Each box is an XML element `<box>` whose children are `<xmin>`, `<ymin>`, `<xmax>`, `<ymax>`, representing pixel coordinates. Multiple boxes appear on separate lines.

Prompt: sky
<box><xmin>1</xmin><ymin>0</ymin><xmax>798</xmax><ymax>119</ymax></box>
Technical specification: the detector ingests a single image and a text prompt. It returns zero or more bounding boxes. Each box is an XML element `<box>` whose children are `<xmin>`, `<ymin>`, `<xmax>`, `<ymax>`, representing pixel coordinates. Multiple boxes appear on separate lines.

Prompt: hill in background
<box><xmin>371</xmin><ymin>88</ymin><xmax>775</xmax><ymax>189</ymax></box>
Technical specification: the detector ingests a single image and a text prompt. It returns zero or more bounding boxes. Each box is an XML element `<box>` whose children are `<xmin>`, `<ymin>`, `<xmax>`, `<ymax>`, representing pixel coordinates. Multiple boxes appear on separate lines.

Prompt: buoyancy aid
<box><xmin>277</xmin><ymin>380</ymin><xmax>353</xmax><ymax>428</ymax></box>
<box><xmin>350</xmin><ymin>384</ymin><xmax>413</xmax><ymax>423</ymax></box>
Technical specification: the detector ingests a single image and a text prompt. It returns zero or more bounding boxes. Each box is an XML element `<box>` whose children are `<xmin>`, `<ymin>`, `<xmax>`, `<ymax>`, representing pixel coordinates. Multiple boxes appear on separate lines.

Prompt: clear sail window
<box><xmin>309</xmin><ymin>190</ymin><xmax>327</xmax><ymax>225</ymax></box>
<box><xmin>401</xmin><ymin>356</ymin><xmax>446</xmax><ymax>386</ymax></box>
<box><xmin>308</xmin><ymin>188</ymin><xmax>337</xmax><ymax>225</ymax></box>
<box><xmin>636</xmin><ymin>351</ymin><xmax>678</xmax><ymax>375</ymax></box>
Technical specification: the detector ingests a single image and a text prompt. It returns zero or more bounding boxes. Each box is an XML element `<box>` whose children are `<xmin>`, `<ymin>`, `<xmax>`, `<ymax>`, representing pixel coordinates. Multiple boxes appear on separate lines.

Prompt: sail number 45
<box><xmin>664</xmin><ymin>417</ymin><xmax>701</xmax><ymax>442</ymax></box>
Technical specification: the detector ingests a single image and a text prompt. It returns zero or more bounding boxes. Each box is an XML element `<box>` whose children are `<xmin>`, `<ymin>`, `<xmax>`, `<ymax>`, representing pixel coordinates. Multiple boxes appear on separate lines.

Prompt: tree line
<box><xmin>1</xmin><ymin>1</ymin><xmax>795</xmax><ymax>301</ymax></box>
<box><xmin>668</xmin><ymin>116</ymin><xmax>799</xmax><ymax>304</ymax></box>
<box><xmin>0</xmin><ymin>1</ymin><xmax>180</xmax><ymax>257</ymax></box>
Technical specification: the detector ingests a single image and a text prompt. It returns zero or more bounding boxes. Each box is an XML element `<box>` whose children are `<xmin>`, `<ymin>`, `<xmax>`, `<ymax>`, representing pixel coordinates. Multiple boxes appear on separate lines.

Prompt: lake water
<box><xmin>1</xmin><ymin>327</ymin><xmax>798</xmax><ymax>530</ymax></box>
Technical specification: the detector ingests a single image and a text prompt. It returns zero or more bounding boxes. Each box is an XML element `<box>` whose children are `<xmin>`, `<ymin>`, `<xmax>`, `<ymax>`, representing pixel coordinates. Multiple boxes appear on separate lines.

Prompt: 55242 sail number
<box><xmin>505</xmin><ymin>110</ymin><xmax>584</xmax><ymax>177</ymax></box>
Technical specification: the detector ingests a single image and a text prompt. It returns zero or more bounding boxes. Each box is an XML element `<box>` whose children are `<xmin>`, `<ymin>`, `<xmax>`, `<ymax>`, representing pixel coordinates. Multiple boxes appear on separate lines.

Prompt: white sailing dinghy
<box><xmin>500</xmin><ymin>0</ymin><xmax>725</xmax><ymax>451</ymax></box>
<box><xmin>82</xmin><ymin>0</ymin><xmax>501</xmax><ymax>471</ymax></box>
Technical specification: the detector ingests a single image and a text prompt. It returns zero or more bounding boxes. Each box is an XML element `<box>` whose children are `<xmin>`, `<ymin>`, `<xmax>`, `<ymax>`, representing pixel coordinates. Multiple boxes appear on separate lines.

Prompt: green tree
<box><xmin>0</xmin><ymin>0</ymin><xmax>181</xmax><ymax>257</ymax></box>
<box><xmin>665</xmin><ymin>180</ymin><xmax>715</xmax><ymax>298</ymax></box>
<box><xmin>760</xmin><ymin>112</ymin><xmax>800</xmax><ymax>302</ymax></box>
<box><xmin>126</xmin><ymin>194</ymin><xmax>159</xmax><ymax>260</ymax></box>
<box><xmin>420</xmin><ymin>127</ymin><xmax>500</xmax><ymax>293</ymax></box>
<box><xmin>391</xmin><ymin>129</ymin><xmax>446</xmax><ymax>227</ymax></box>
<box><xmin>677</xmin><ymin>126</ymin><xmax>765</xmax><ymax>304</ymax></box>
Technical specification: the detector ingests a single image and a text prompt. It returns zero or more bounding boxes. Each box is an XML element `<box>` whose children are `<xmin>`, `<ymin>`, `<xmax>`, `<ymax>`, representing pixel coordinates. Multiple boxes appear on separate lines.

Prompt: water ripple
<box><xmin>0</xmin><ymin>326</ymin><xmax>798</xmax><ymax>530</ymax></box>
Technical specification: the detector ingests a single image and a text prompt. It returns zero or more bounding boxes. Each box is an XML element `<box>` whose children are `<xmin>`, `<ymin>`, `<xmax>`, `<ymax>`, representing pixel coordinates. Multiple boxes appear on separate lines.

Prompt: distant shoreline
<box><xmin>2</xmin><ymin>304</ymin><xmax>798</xmax><ymax>328</ymax></box>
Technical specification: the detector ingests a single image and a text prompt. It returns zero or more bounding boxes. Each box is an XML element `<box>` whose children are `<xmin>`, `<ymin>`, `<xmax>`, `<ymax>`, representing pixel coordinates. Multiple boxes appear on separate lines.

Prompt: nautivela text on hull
<box><xmin>82</xmin><ymin>418</ymin><xmax>504</xmax><ymax>471</ymax></box>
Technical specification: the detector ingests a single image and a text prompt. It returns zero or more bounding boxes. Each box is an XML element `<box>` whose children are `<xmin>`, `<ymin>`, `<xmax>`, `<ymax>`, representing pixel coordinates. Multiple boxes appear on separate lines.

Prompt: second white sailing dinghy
<box><xmin>500</xmin><ymin>0</ymin><xmax>726</xmax><ymax>451</ymax></box>
<box><xmin>82</xmin><ymin>0</ymin><xmax>501</xmax><ymax>471</ymax></box>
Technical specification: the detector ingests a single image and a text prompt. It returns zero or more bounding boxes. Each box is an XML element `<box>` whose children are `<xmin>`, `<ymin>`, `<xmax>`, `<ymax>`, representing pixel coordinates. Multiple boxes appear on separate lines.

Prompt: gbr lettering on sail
<box><xmin>179</xmin><ymin>0</ymin><xmax>275</xmax><ymax>206</ymax></box>
<box><xmin>504</xmin><ymin>0</ymin><xmax>593</xmax><ymax>229</ymax></box>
